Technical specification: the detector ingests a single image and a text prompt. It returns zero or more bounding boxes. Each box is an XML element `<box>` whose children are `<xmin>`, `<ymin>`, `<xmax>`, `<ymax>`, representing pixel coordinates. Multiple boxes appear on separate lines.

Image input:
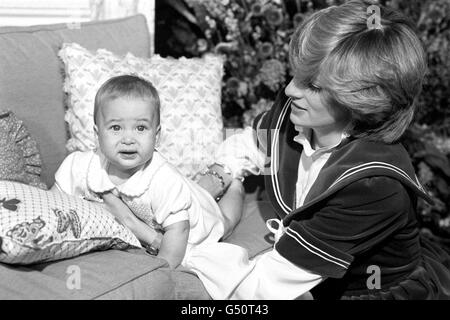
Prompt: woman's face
<box><xmin>285</xmin><ymin>76</ymin><xmax>350</xmax><ymax>132</ymax></box>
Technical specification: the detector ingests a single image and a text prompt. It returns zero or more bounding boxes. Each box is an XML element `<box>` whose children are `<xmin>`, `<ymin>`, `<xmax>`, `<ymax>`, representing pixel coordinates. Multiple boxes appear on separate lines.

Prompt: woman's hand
<box><xmin>195</xmin><ymin>163</ymin><xmax>233</xmax><ymax>199</ymax></box>
<box><xmin>196</xmin><ymin>174</ymin><xmax>224</xmax><ymax>199</ymax></box>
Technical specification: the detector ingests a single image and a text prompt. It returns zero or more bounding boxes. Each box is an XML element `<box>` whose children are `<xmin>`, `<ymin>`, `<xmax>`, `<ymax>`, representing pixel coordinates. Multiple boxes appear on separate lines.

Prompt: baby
<box><xmin>52</xmin><ymin>75</ymin><xmax>243</xmax><ymax>268</ymax></box>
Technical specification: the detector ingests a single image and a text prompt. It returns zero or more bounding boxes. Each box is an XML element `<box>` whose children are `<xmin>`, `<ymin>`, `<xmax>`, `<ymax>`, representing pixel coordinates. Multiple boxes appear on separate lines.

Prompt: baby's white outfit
<box><xmin>54</xmin><ymin>149</ymin><xmax>226</xmax><ymax>263</ymax></box>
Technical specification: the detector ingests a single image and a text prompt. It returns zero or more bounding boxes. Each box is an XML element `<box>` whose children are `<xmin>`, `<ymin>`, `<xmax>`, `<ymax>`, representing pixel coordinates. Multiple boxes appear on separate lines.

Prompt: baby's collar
<box><xmin>87</xmin><ymin>150</ymin><xmax>164</xmax><ymax>198</ymax></box>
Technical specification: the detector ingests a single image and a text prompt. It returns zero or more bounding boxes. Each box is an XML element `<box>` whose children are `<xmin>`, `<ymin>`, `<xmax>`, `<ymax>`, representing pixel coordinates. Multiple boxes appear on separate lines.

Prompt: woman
<box><xmin>185</xmin><ymin>0</ymin><xmax>450</xmax><ymax>299</ymax></box>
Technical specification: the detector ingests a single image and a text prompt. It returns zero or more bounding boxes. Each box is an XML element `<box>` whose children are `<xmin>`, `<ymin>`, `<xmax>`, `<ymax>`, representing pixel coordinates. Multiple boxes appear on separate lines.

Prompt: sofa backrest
<box><xmin>0</xmin><ymin>15</ymin><xmax>151</xmax><ymax>187</ymax></box>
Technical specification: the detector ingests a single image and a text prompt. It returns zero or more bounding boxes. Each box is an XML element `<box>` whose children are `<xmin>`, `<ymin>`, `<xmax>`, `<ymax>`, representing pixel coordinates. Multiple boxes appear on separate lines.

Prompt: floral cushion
<box><xmin>0</xmin><ymin>110</ymin><xmax>47</xmax><ymax>190</ymax></box>
<box><xmin>59</xmin><ymin>43</ymin><xmax>224</xmax><ymax>179</ymax></box>
<box><xmin>0</xmin><ymin>181</ymin><xmax>141</xmax><ymax>265</ymax></box>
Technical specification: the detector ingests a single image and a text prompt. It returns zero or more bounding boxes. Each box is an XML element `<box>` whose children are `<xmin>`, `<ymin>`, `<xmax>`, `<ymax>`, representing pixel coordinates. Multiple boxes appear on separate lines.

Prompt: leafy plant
<box><xmin>402</xmin><ymin>124</ymin><xmax>450</xmax><ymax>239</ymax></box>
<box><xmin>184</xmin><ymin>0</ymin><xmax>327</xmax><ymax>127</ymax></box>
<box><xmin>384</xmin><ymin>0</ymin><xmax>450</xmax><ymax>135</ymax></box>
<box><xmin>182</xmin><ymin>0</ymin><xmax>449</xmax><ymax>133</ymax></box>
<box><xmin>178</xmin><ymin>0</ymin><xmax>450</xmax><ymax>240</ymax></box>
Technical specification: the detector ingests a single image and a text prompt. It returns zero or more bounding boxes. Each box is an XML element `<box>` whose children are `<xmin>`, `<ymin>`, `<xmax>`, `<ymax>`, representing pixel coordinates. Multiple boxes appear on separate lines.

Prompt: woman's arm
<box><xmin>157</xmin><ymin>220</ymin><xmax>190</xmax><ymax>269</ymax></box>
<box><xmin>185</xmin><ymin>244</ymin><xmax>321</xmax><ymax>299</ymax></box>
<box><xmin>187</xmin><ymin>177</ymin><xmax>410</xmax><ymax>299</ymax></box>
<box><xmin>197</xmin><ymin>126</ymin><xmax>266</xmax><ymax>200</ymax></box>
<box><xmin>101</xmin><ymin>192</ymin><xmax>162</xmax><ymax>249</ymax></box>
<box><xmin>230</xmin><ymin>249</ymin><xmax>321</xmax><ymax>300</ymax></box>
<box><xmin>217</xmin><ymin>179</ymin><xmax>245</xmax><ymax>238</ymax></box>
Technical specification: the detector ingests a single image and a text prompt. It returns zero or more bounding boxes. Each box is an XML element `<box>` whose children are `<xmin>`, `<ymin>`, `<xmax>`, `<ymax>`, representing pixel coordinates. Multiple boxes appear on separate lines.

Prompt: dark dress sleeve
<box><xmin>275</xmin><ymin>176</ymin><xmax>412</xmax><ymax>278</ymax></box>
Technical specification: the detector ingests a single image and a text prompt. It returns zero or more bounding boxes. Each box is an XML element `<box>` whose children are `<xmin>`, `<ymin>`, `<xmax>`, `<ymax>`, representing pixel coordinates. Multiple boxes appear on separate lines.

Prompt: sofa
<box><xmin>0</xmin><ymin>14</ymin><xmax>273</xmax><ymax>299</ymax></box>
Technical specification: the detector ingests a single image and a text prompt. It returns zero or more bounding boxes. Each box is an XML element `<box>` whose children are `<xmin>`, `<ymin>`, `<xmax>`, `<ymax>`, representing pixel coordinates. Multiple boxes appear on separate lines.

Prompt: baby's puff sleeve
<box><xmin>149</xmin><ymin>166</ymin><xmax>192</xmax><ymax>229</ymax></box>
<box><xmin>53</xmin><ymin>151</ymin><xmax>90</xmax><ymax>196</ymax></box>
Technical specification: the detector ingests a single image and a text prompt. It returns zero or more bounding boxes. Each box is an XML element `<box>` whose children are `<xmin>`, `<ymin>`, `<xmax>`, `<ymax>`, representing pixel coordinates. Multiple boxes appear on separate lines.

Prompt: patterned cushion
<box><xmin>0</xmin><ymin>181</ymin><xmax>141</xmax><ymax>265</ymax></box>
<box><xmin>0</xmin><ymin>110</ymin><xmax>47</xmax><ymax>190</ymax></box>
<box><xmin>59</xmin><ymin>43</ymin><xmax>224</xmax><ymax>179</ymax></box>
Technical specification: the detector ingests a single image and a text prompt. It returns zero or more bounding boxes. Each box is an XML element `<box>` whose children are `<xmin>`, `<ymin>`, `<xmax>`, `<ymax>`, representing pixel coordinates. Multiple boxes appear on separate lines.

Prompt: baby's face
<box><xmin>94</xmin><ymin>97</ymin><xmax>159</xmax><ymax>178</ymax></box>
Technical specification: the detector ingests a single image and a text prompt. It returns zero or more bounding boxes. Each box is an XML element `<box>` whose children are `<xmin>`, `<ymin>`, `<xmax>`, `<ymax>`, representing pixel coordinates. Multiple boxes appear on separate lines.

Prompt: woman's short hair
<box><xmin>94</xmin><ymin>74</ymin><xmax>161</xmax><ymax>126</ymax></box>
<box><xmin>289</xmin><ymin>0</ymin><xmax>427</xmax><ymax>143</ymax></box>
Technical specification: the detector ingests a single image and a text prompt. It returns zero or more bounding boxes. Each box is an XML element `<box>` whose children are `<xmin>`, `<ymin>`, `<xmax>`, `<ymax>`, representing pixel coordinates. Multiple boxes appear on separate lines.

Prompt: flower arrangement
<box><xmin>184</xmin><ymin>0</ymin><xmax>326</xmax><ymax>127</ymax></box>
<box><xmin>183</xmin><ymin>0</ymin><xmax>449</xmax><ymax>131</ymax></box>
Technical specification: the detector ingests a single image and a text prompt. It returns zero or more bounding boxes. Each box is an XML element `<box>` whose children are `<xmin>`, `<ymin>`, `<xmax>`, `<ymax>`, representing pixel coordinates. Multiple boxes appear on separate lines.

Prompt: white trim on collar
<box><xmin>271</xmin><ymin>98</ymin><xmax>293</xmax><ymax>214</ymax></box>
<box><xmin>86</xmin><ymin>151</ymin><xmax>115</xmax><ymax>194</ymax></box>
<box><xmin>87</xmin><ymin>150</ymin><xmax>166</xmax><ymax>198</ymax></box>
<box><xmin>328</xmin><ymin>161</ymin><xmax>427</xmax><ymax>192</ymax></box>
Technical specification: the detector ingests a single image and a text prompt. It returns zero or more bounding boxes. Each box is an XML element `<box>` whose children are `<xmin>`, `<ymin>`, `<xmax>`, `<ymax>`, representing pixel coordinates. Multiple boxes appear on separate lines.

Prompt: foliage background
<box><xmin>155</xmin><ymin>0</ymin><xmax>450</xmax><ymax>244</ymax></box>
